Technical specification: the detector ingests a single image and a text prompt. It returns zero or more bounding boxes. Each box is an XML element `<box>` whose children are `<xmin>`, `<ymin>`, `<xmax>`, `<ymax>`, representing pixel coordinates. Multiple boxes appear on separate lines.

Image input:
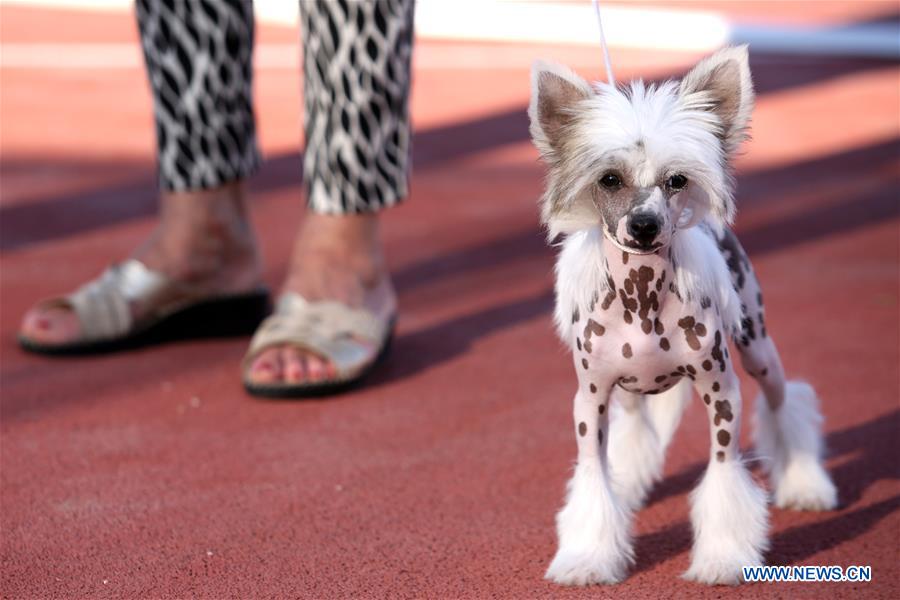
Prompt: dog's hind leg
<box><xmin>546</xmin><ymin>386</ymin><xmax>634</xmax><ymax>585</ymax></box>
<box><xmin>742</xmin><ymin>331</ymin><xmax>837</xmax><ymax>510</ymax></box>
<box><xmin>608</xmin><ymin>382</ymin><xmax>690</xmax><ymax>510</ymax></box>
<box><xmin>720</xmin><ymin>229</ymin><xmax>836</xmax><ymax>511</ymax></box>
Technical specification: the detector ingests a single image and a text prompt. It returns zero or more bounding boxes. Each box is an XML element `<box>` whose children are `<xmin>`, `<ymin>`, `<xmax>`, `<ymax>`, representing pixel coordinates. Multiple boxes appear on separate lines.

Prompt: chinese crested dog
<box><xmin>528</xmin><ymin>46</ymin><xmax>837</xmax><ymax>585</ymax></box>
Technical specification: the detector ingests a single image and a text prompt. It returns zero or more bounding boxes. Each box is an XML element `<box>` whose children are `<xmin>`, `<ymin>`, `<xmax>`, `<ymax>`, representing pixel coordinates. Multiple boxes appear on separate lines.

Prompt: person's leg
<box><xmin>247</xmin><ymin>0</ymin><xmax>414</xmax><ymax>385</ymax></box>
<box><xmin>21</xmin><ymin>0</ymin><xmax>262</xmax><ymax>345</ymax></box>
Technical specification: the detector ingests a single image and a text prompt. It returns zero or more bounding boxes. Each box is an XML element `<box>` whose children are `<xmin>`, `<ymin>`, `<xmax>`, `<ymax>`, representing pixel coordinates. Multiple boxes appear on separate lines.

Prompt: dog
<box><xmin>528</xmin><ymin>46</ymin><xmax>838</xmax><ymax>586</ymax></box>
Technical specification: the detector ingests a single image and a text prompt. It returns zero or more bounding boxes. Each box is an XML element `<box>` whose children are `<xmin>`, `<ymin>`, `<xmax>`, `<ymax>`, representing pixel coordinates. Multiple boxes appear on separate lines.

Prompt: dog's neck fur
<box><xmin>601</xmin><ymin>234</ymin><xmax>674</xmax><ymax>310</ymax></box>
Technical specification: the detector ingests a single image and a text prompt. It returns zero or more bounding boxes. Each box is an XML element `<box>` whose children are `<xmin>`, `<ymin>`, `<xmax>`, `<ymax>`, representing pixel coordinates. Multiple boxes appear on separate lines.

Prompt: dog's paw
<box><xmin>683</xmin><ymin>556</ymin><xmax>753</xmax><ymax>586</ymax></box>
<box><xmin>774</xmin><ymin>458</ymin><xmax>837</xmax><ymax>511</ymax></box>
<box><xmin>545</xmin><ymin>547</ymin><xmax>630</xmax><ymax>585</ymax></box>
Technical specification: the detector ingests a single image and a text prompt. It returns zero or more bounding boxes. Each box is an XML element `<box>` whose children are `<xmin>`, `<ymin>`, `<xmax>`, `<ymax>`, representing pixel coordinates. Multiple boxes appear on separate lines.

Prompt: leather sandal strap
<box><xmin>243</xmin><ymin>292</ymin><xmax>392</xmax><ymax>377</ymax></box>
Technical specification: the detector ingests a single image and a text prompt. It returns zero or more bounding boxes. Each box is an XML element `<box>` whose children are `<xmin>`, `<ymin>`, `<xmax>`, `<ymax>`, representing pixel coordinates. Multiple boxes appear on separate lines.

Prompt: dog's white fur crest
<box><xmin>753</xmin><ymin>382</ymin><xmax>838</xmax><ymax>510</ymax></box>
<box><xmin>553</xmin><ymin>225</ymin><xmax>741</xmax><ymax>343</ymax></box>
<box><xmin>684</xmin><ymin>459</ymin><xmax>769</xmax><ymax>585</ymax></box>
<box><xmin>545</xmin><ymin>460</ymin><xmax>635</xmax><ymax>585</ymax></box>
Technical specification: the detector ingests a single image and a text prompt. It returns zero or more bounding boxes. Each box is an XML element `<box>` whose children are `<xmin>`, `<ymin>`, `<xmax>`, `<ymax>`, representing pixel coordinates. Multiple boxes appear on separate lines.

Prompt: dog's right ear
<box><xmin>528</xmin><ymin>61</ymin><xmax>593</xmax><ymax>159</ymax></box>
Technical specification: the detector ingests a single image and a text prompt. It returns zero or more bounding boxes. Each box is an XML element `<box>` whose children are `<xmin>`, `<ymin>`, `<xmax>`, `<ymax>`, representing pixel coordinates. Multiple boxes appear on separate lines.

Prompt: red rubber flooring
<box><xmin>1</xmin><ymin>3</ymin><xmax>898</xmax><ymax>598</ymax></box>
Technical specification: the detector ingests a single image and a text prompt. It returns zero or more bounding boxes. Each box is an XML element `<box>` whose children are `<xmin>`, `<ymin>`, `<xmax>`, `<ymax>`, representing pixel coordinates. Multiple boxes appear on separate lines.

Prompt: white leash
<box><xmin>592</xmin><ymin>0</ymin><xmax>616</xmax><ymax>86</ymax></box>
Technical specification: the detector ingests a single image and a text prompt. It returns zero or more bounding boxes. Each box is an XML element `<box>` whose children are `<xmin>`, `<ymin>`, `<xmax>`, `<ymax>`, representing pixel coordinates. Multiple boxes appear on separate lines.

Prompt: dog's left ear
<box><xmin>680</xmin><ymin>45</ymin><xmax>754</xmax><ymax>156</ymax></box>
<box><xmin>528</xmin><ymin>60</ymin><xmax>593</xmax><ymax>159</ymax></box>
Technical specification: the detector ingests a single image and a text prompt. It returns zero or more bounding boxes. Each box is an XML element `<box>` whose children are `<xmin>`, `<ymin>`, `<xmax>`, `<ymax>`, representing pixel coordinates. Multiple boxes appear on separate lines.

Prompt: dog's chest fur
<box><xmin>572</xmin><ymin>243</ymin><xmax>729</xmax><ymax>395</ymax></box>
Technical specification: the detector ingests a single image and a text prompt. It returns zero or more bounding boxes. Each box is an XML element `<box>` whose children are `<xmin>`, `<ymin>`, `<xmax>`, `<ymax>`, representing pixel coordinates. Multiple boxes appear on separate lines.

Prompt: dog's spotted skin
<box><xmin>572</xmin><ymin>233</ymin><xmax>746</xmax><ymax>463</ymax></box>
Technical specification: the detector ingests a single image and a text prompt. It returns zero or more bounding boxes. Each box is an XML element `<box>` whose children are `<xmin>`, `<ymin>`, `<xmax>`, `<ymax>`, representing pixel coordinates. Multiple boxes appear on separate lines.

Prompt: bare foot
<box><xmin>19</xmin><ymin>182</ymin><xmax>262</xmax><ymax>346</ymax></box>
<box><xmin>245</xmin><ymin>212</ymin><xmax>396</xmax><ymax>386</ymax></box>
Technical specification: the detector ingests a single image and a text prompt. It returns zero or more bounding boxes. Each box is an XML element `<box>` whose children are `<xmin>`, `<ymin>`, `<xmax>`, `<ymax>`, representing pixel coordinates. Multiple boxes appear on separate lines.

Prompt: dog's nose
<box><xmin>627</xmin><ymin>213</ymin><xmax>660</xmax><ymax>245</ymax></box>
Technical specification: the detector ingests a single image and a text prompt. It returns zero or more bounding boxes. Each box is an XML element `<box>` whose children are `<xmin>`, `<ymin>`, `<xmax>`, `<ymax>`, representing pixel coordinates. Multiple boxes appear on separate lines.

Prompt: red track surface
<box><xmin>1</xmin><ymin>4</ymin><xmax>898</xmax><ymax>598</ymax></box>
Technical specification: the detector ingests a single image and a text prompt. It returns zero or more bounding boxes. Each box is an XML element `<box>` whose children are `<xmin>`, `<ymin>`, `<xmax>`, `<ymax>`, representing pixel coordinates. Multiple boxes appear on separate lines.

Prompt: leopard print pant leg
<box><xmin>301</xmin><ymin>0</ymin><xmax>415</xmax><ymax>214</ymax></box>
<box><xmin>136</xmin><ymin>0</ymin><xmax>260</xmax><ymax>192</ymax></box>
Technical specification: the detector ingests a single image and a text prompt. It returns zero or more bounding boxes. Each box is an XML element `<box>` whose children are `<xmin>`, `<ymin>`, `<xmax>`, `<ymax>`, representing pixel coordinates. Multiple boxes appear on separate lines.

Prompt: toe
<box><xmin>282</xmin><ymin>347</ymin><xmax>306</xmax><ymax>383</ymax></box>
<box><xmin>20</xmin><ymin>305</ymin><xmax>81</xmax><ymax>345</ymax></box>
<box><xmin>306</xmin><ymin>354</ymin><xmax>329</xmax><ymax>382</ymax></box>
<box><xmin>248</xmin><ymin>348</ymin><xmax>283</xmax><ymax>384</ymax></box>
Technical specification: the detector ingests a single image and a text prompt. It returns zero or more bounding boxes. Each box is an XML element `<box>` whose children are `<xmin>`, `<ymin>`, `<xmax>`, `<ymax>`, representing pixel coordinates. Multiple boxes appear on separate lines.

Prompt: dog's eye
<box><xmin>667</xmin><ymin>174</ymin><xmax>688</xmax><ymax>190</ymax></box>
<box><xmin>599</xmin><ymin>173</ymin><xmax>622</xmax><ymax>189</ymax></box>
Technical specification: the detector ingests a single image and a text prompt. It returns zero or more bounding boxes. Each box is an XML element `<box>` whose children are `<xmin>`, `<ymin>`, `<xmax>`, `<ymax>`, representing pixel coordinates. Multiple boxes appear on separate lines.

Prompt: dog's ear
<box><xmin>679</xmin><ymin>45</ymin><xmax>754</xmax><ymax>156</ymax></box>
<box><xmin>528</xmin><ymin>60</ymin><xmax>593</xmax><ymax>159</ymax></box>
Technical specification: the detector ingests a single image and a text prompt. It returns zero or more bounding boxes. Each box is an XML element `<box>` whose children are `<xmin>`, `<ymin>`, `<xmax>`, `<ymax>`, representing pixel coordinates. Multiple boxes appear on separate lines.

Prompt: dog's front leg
<box><xmin>684</xmin><ymin>362</ymin><xmax>769</xmax><ymax>585</ymax></box>
<box><xmin>546</xmin><ymin>386</ymin><xmax>634</xmax><ymax>585</ymax></box>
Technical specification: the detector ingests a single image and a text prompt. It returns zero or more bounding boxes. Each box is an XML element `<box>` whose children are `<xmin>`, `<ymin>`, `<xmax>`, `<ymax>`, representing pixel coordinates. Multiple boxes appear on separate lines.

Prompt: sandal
<box><xmin>242</xmin><ymin>292</ymin><xmax>395</xmax><ymax>398</ymax></box>
<box><xmin>18</xmin><ymin>259</ymin><xmax>270</xmax><ymax>355</ymax></box>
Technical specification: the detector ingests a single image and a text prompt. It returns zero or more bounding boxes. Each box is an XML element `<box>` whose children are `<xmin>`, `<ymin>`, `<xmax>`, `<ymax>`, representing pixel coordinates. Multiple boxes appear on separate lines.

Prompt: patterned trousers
<box><xmin>135</xmin><ymin>0</ymin><xmax>414</xmax><ymax>214</ymax></box>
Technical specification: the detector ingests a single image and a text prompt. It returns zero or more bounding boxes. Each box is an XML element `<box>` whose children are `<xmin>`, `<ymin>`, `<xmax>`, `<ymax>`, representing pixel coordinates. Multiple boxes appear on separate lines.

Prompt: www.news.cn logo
<box><xmin>743</xmin><ymin>565</ymin><xmax>872</xmax><ymax>583</ymax></box>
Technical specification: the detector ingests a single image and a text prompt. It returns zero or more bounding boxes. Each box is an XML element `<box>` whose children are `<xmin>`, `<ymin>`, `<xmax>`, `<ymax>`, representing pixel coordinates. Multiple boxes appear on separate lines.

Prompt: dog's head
<box><xmin>528</xmin><ymin>46</ymin><xmax>754</xmax><ymax>251</ymax></box>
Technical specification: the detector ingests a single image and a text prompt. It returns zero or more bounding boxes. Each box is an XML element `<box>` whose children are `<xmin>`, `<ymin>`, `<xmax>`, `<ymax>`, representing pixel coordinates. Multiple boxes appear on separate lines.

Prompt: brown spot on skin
<box><xmin>740</xmin><ymin>315</ymin><xmax>757</xmax><ymax>343</ymax></box>
<box><xmin>660</xmin><ymin>337</ymin><xmax>670</xmax><ymax>351</ymax></box>
<box><xmin>714</xmin><ymin>399</ymin><xmax>734</xmax><ymax>426</ymax></box>
<box><xmin>678</xmin><ymin>316</ymin><xmax>703</xmax><ymax>351</ymax></box>
<box><xmin>701</xmin><ymin>296</ymin><xmax>712</xmax><ymax>309</ymax></box>
<box><xmin>572</xmin><ymin>305</ymin><xmax>580</xmax><ymax>324</ymax></box>
<box><xmin>654</xmin><ymin>318</ymin><xmax>664</xmax><ymax>335</ymax></box>
<box><xmin>702</xmin><ymin>360</ymin><xmax>713</xmax><ymax>371</ymax></box>
<box><xmin>711</xmin><ymin>330</ymin><xmax>726</xmax><ymax>371</ymax></box>
<box><xmin>582</xmin><ymin>358</ymin><xmax>589</xmax><ymax>370</ymax></box>
<box><xmin>760</xmin><ymin>368</ymin><xmax>768</xmax><ymax>376</ymax></box>
<box><xmin>716</xmin><ymin>451</ymin><xmax>725</xmax><ymax>462</ymax></box>
<box><xmin>598</xmin><ymin>429</ymin><xmax>604</xmax><ymax>445</ymax></box>
<box><xmin>717</xmin><ymin>228</ymin><xmax>751</xmax><ymax>290</ymax></box>
<box><xmin>601</xmin><ymin>290</ymin><xmax>616</xmax><ymax>310</ymax></box>
<box><xmin>582</xmin><ymin>319</ymin><xmax>605</xmax><ymax>353</ymax></box>
<box><xmin>703</xmin><ymin>393</ymin><xmax>711</xmax><ymax>405</ymax></box>
<box><xmin>576</xmin><ymin>338</ymin><xmax>582</xmax><ymax>351</ymax></box>
<box><xmin>601</xmin><ymin>273</ymin><xmax>617</xmax><ymax>310</ymax></box>
<box><xmin>622</xmin><ymin>343</ymin><xmax>632</xmax><ymax>358</ymax></box>
<box><xmin>578</xmin><ymin>422</ymin><xmax>587</xmax><ymax>436</ymax></box>
<box><xmin>599</xmin><ymin>404</ymin><xmax>606</xmax><ymax>414</ymax></box>
<box><xmin>712</xmin><ymin>382</ymin><xmax>721</xmax><ymax>392</ymax></box>
<box><xmin>655</xmin><ymin>375</ymin><xmax>668</xmax><ymax>383</ymax></box>
<box><xmin>686</xmin><ymin>365</ymin><xmax>697</xmax><ymax>375</ymax></box>
<box><xmin>623</xmin><ymin>311</ymin><xmax>633</xmax><ymax>324</ymax></box>
<box><xmin>641</xmin><ymin>319</ymin><xmax>652</xmax><ymax>334</ymax></box>
<box><xmin>590</xmin><ymin>383</ymin><xmax>597</xmax><ymax>393</ymax></box>
<box><xmin>620</xmin><ymin>376</ymin><xmax>637</xmax><ymax>384</ymax></box>
<box><xmin>677</xmin><ymin>366</ymin><xmax>686</xmax><ymax>373</ymax></box>
<box><xmin>588</xmin><ymin>290</ymin><xmax>599</xmax><ymax>312</ymax></box>
<box><xmin>622</xmin><ymin>251</ymin><xmax>629</xmax><ymax>265</ymax></box>
<box><xmin>695</xmin><ymin>323</ymin><xmax>707</xmax><ymax>337</ymax></box>
<box><xmin>717</xmin><ymin>429</ymin><xmax>731</xmax><ymax>447</ymax></box>
<box><xmin>619</xmin><ymin>289</ymin><xmax>638</xmax><ymax>312</ymax></box>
